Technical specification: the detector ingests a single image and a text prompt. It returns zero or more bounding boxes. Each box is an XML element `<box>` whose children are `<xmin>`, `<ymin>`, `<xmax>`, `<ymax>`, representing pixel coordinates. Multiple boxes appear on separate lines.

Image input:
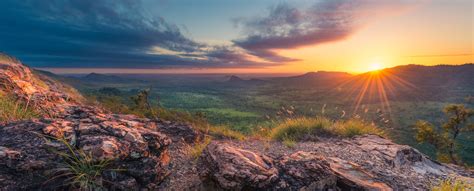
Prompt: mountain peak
<box><xmin>227</xmin><ymin>75</ymin><xmax>244</xmax><ymax>82</ymax></box>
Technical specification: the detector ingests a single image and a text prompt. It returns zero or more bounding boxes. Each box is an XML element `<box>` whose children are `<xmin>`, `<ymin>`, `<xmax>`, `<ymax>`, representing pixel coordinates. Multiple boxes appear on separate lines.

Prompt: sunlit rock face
<box><xmin>0</xmin><ymin>53</ymin><xmax>84</xmax><ymax>117</ymax></box>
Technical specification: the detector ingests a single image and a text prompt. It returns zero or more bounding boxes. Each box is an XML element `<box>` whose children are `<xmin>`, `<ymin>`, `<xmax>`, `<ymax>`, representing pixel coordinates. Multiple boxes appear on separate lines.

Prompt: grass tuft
<box><xmin>203</xmin><ymin>125</ymin><xmax>246</xmax><ymax>140</ymax></box>
<box><xmin>270</xmin><ymin>117</ymin><xmax>332</xmax><ymax>141</ymax></box>
<box><xmin>0</xmin><ymin>94</ymin><xmax>38</xmax><ymax>123</ymax></box>
<box><xmin>282</xmin><ymin>136</ymin><xmax>297</xmax><ymax>148</ymax></box>
<box><xmin>269</xmin><ymin>116</ymin><xmax>384</xmax><ymax>141</ymax></box>
<box><xmin>333</xmin><ymin>119</ymin><xmax>384</xmax><ymax>138</ymax></box>
<box><xmin>40</xmin><ymin>135</ymin><xmax>121</xmax><ymax>190</ymax></box>
<box><xmin>188</xmin><ymin>136</ymin><xmax>212</xmax><ymax>160</ymax></box>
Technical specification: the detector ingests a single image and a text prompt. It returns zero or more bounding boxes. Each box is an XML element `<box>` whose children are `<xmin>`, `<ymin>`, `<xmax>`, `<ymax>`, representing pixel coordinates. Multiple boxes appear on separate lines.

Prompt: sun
<box><xmin>368</xmin><ymin>62</ymin><xmax>383</xmax><ymax>72</ymax></box>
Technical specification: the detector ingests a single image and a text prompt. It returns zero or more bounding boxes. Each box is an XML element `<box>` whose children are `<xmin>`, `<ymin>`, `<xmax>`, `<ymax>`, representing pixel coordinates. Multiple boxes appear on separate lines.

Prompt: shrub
<box><xmin>270</xmin><ymin>116</ymin><xmax>383</xmax><ymax>141</ymax></box>
<box><xmin>0</xmin><ymin>95</ymin><xmax>38</xmax><ymax>123</ymax></box>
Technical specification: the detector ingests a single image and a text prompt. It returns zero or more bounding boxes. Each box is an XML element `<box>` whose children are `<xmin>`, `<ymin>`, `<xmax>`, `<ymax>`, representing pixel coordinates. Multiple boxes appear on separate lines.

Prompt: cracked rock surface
<box><xmin>0</xmin><ymin>106</ymin><xmax>171</xmax><ymax>190</ymax></box>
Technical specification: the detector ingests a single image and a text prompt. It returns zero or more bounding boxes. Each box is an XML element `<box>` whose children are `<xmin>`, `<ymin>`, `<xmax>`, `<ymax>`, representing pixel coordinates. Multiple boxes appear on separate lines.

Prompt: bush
<box><xmin>269</xmin><ymin>116</ymin><xmax>383</xmax><ymax>141</ymax></box>
<box><xmin>0</xmin><ymin>95</ymin><xmax>38</xmax><ymax>123</ymax></box>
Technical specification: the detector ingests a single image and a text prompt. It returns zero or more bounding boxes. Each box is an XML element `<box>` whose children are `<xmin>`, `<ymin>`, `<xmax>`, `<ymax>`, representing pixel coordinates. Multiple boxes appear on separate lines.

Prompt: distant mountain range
<box><xmin>269</xmin><ymin>71</ymin><xmax>353</xmax><ymax>88</ymax></box>
<box><xmin>42</xmin><ymin>63</ymin><xmax>473</xmax><ymax>102</ymax></box>
<box><xmin>81</xmin><ymin>73</ymin><xmax>145</xmax><ymax>83</ymax></box>
<box><xmin>226</xmin><ymin>75</ymin><xmax>267</xmax><ymax>85</ymax></box>
<box><xmin>240</xmin><ymin>63</ymin><xmax>473</xmax><ymax>103</ymax></box>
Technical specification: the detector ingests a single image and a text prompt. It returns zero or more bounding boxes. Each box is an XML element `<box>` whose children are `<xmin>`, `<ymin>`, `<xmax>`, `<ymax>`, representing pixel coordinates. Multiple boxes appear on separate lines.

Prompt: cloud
<box><xmin>233</xmin><ymin>0</ymin><xmax>422</xmax><ymax>62</ymax></box>
<box><xmin>0</xmin><ymin>0</ymin><xmax>423</xmax><ymax>69</ymax></box>
<box><xmin>0</xmin><ymin>0</ymin><xmax>268</xmax><ymax>68</ymax></box>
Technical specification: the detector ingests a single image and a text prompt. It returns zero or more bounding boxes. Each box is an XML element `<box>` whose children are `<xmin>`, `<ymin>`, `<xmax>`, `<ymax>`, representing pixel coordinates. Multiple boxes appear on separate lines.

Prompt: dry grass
<box><xmin>282</xmin><ymin>137</ymin><xmax>297</xmax><ymax>148</ymax></box>
<box><xmin>188</xmin><ymin>136</ymin><xmax>212</xmax><ymax>160</ymax></box>
<box><xmin>432</xmin><ymin>178</ymin><xmax>472</xmax><ymax>191</ymax></box>
<box><xmin>203</xmin><ymin>125</ymin><xmax>246</xmax><ymax>140</ymax></box>
<box><xmin>333</xmin><ymin>119</ymin><xmax>384</xmax><ymax>138</ymax></box>
<box><xmin>269</xmin><ymin>116</ymin><xmax>384</xmax><ymax>141</ymax></box>
<box><xmin>0</xmin><ymin>95</ymin><xmax>38</xmax><ymax>123</ymax></box>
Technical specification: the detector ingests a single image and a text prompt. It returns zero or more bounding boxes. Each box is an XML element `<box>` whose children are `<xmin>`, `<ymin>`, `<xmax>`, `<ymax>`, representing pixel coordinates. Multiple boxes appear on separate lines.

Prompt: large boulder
<box><xmin>0</xmin><ymin>106</ymin><xmax>171</xmax><ymax>190</ymax></box>
<box><xmin>198</xmin><ymin>142</ymin><xmax>279</xmax><ymax>190</ymax></box>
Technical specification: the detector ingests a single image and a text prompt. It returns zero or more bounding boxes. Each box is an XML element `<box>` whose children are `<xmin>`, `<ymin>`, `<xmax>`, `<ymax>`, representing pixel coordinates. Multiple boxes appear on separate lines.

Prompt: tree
<box><xmin>130</xmin><ymin>89</ymin><xmax>151</xmax><ymax>111</ymax></box>
<box><xmin>414</xmin><ymin>104</ymin><xmax>473</xmax><ymax>165</ymax></box>
<box><xmin>130</xmin><ymin>89</ymin><xmax>158</xmax><ymax>119</ymax></box>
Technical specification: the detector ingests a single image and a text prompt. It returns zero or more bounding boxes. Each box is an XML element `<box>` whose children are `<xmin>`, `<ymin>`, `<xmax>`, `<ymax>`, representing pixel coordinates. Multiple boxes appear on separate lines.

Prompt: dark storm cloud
<box><xmin>0</xmin><ymin>0</ymin><xmax>266</xmax><ymax>68</ymax></box>
<box><xmin>233</xmin><ymin>0</ymin><xmax>420</xmax><ymax>62</ymax></box>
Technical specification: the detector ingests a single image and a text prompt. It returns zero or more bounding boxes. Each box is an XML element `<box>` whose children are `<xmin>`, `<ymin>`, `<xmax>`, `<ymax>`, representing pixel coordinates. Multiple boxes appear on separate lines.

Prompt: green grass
<box><xmin>0</xmin><ymin>95</ymin><xmax>38</xmax><ymax>123</ymax></box>
<box><xmin>269</xmin><ymin>116</ymin><xmax>384</xmax><ymax>141</ymax></box>
<box><xmin>202</xmin><ymin>108</ymin><xmax>259</xmax><ymax>118</ymax></box>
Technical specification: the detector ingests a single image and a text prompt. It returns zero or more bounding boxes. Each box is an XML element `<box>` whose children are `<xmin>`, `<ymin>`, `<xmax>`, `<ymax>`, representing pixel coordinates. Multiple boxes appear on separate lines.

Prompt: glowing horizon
<box><xmin>1</xmin><ymin>0</ymin><xmax>472</xmax><ymax>73</ymax></box>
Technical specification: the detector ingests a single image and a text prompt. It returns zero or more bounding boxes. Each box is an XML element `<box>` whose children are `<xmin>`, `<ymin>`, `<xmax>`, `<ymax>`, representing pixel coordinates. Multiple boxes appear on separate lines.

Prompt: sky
<box><xmin>0</xmin><ymin>0</ymin><xmax>472</xmax><ymax>74</ymax></box>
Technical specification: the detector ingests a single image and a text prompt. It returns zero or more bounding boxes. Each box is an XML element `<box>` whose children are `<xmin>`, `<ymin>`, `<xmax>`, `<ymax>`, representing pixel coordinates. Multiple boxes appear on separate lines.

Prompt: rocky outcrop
<box><xmin>0</xmin><ymin>106</ymin><xmax>171</xmax><ymax>190</ymax></box>
<box><xmin>156</xmin><ymin>120</ymin><xmax>202</xmax><ymax>143</ymax></box>
<box><xmin>0</xmin><ymin>53</ymin><xmax>83</xmax><ymax>117</ymax></box>
<box><xmin>199</xmin><ymin>142</ymin><xmax>390</xmax><ymax>190</ymax></box>
<box><xmin>199</xmin><ymin>138</ymin><xmax>473</xmax><ymax>191</ymax></box>
<box><xmin>0</xmin><ymin>55</ymin><xmax>172</xmax><ymax>190</ymax></box>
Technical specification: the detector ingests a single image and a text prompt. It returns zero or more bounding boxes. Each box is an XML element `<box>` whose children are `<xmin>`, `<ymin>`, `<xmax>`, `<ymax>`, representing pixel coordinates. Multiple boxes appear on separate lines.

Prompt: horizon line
<box><xmin>34</xmin><ymin>63</ymin><xmax>473</xmax><ymax>75</ymax></box>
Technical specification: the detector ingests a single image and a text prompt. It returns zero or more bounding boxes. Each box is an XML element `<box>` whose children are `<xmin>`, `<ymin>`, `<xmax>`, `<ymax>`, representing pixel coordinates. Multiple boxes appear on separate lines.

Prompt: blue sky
<box><xmin>0</xmin><ymin>0</ymin><xmax>472</xmax><ymax>73</ymax></box>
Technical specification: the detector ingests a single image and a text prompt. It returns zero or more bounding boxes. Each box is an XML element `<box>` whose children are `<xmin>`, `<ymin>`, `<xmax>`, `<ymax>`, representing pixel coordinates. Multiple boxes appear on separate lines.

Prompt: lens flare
<box><xmin>369</xmin><ymin>63</ymin><xmax>383</xmax><ymax>71</ymax></box>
